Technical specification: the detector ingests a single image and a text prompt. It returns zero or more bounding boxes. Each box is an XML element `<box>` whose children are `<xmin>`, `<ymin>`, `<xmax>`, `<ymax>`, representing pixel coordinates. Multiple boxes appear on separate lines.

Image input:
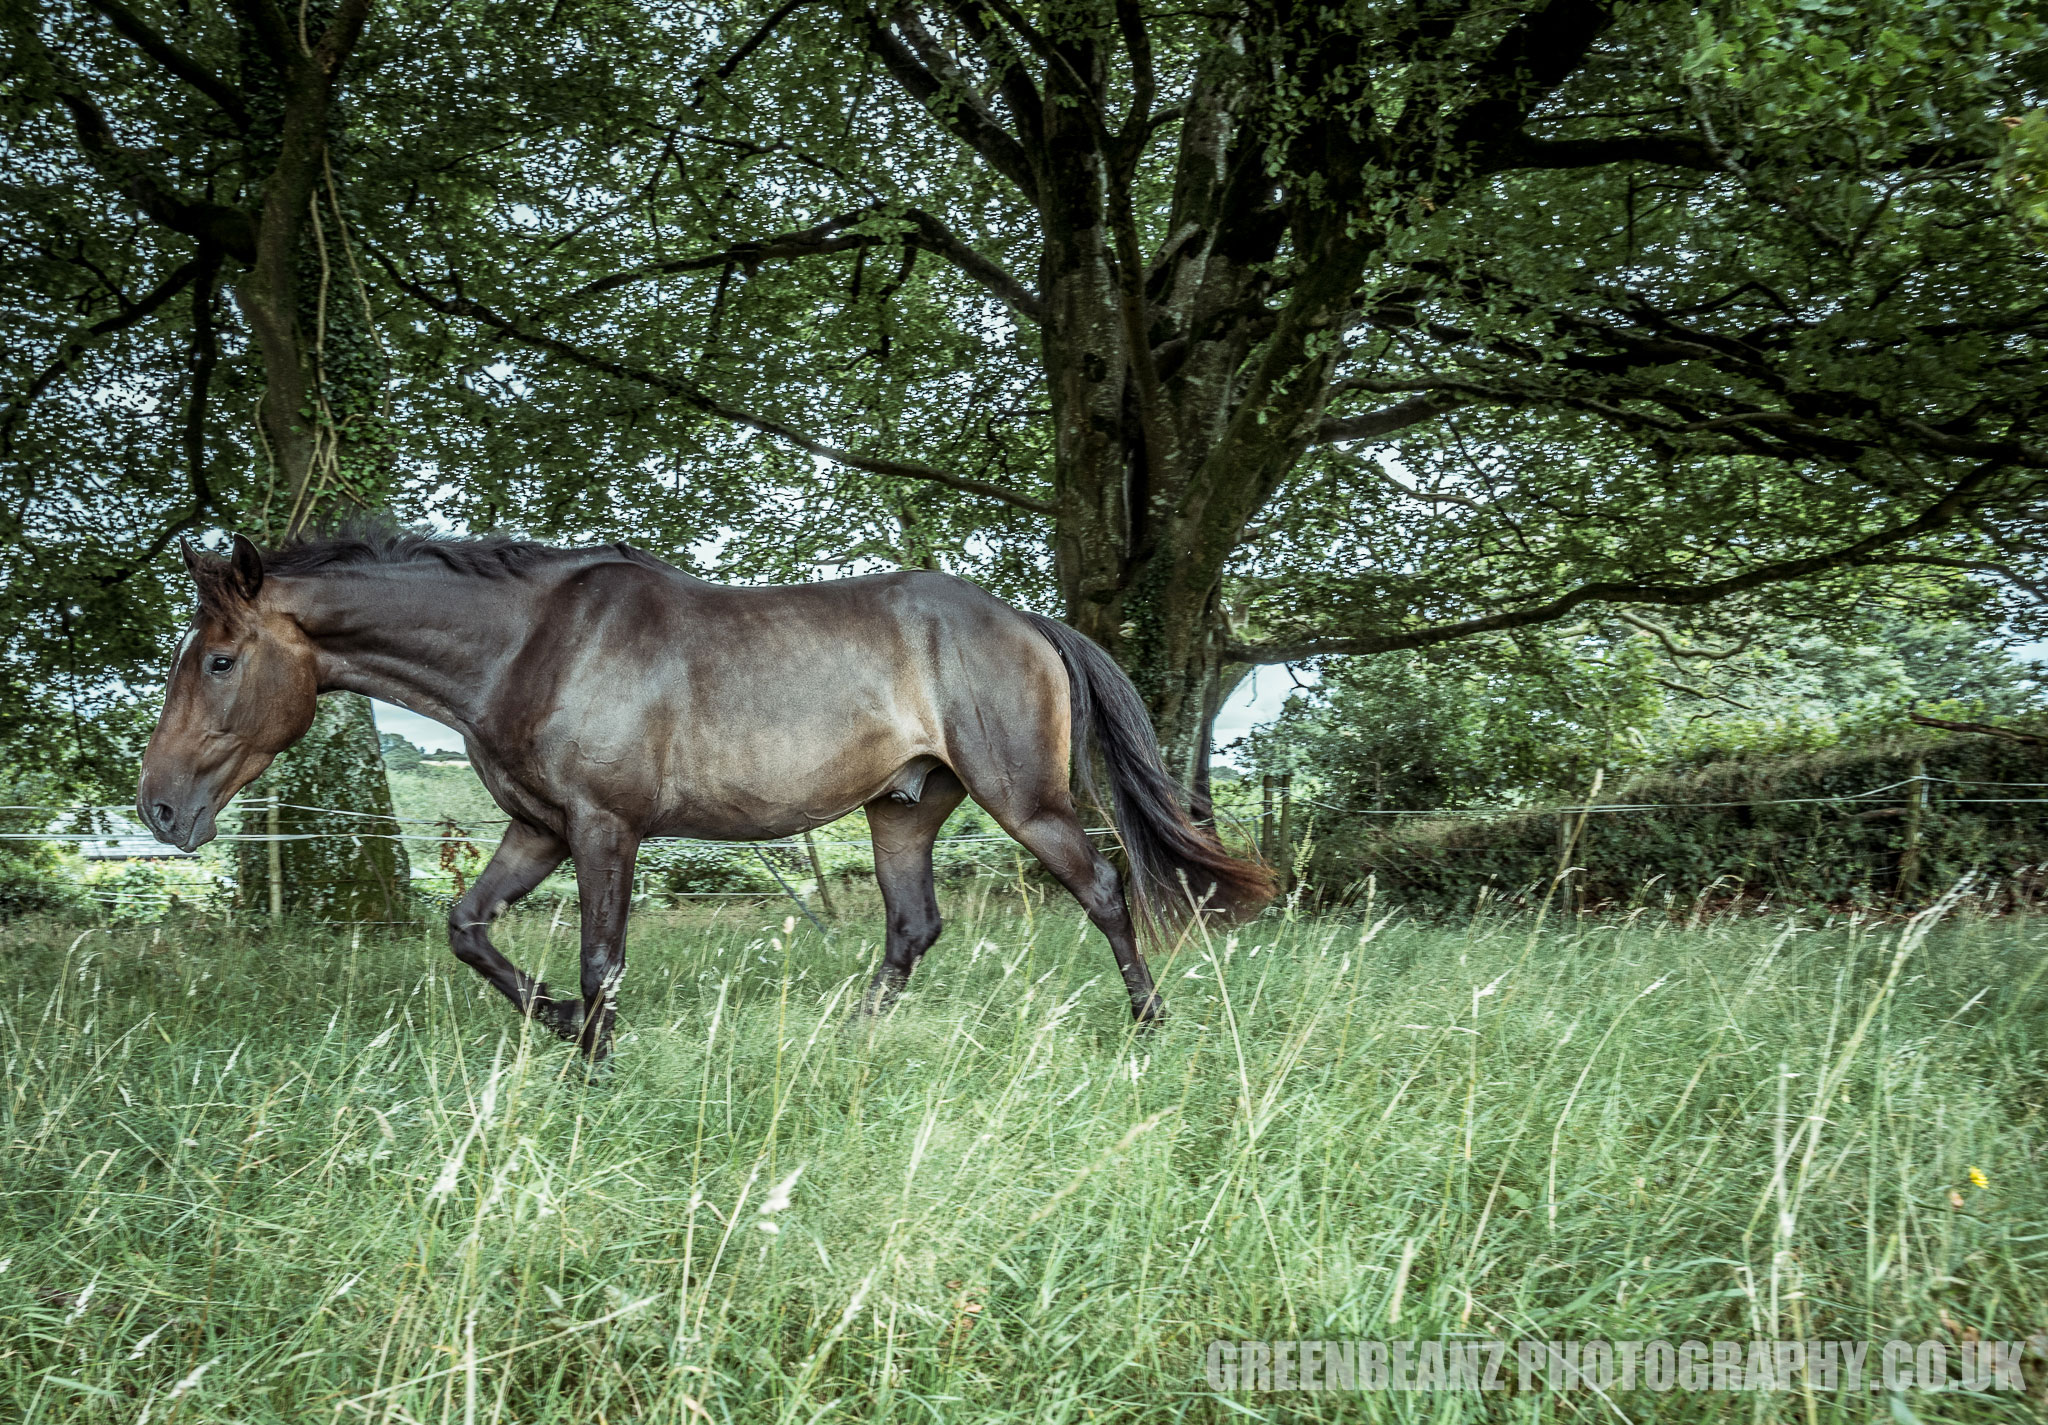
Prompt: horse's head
<box><xmin>138</xmin><ymin>535</ymin><xmax>319</xmax><ymax>851</ymax></box>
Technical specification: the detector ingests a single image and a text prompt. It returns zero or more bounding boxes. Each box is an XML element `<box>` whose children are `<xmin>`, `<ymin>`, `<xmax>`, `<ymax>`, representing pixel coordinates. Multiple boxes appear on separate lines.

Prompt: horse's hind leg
<box><xmin>447</xmin><ymin>821</ymin><xmax>578</xmax><ymax>1035</ymax></box>
<box><xmin>862</xmin><ymin>767</ymin><xmax>968</xmax><ymax>1015</ymax></box>
<box><xmin>999</xmin><ymin>805</ymin><xmax>1165</xmax><ymax>1025</ymax></box>
<box><xmin>566</xmin><ymin>814</ymin><xmax>641</xmax><ymax>1063</ymax></box>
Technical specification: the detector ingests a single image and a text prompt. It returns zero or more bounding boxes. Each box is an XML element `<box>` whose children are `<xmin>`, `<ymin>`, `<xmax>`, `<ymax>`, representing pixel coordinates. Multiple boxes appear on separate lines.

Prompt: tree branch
<box><xmin>1228</xmin><ymin>461</ymin><xmax>2002</xmax><ymax>663</ymax></box>
<box><xmin>312</xmin><ymin>0</ymin><xmax>374</xmax><ymax>72</ymax></box>
<box><xmin>860</xmin><ymin>6</ymin><xmax>1040</xmax><ymax>202</ymax></box>
<box><xmin>220</xmin><ymin>0</ymin><xmax>292</xmax><ymax>68</ymax></box>
<box><xmin>973</xmin><ymin>0</ymin><xmax>1110</xmax><ymax>150</ymax></box>
<box><xmin>1</xmin><ymin>254</ymin><xmax>207</xmax><ymax>457</ymax></box>
<box><xmin>1885</xmin><ymin>555</ymin><xmax>2048</xmax><ymax>605</ymax></box>
<box><xmin>1652</xmin><ymin>675</ymin><xmax>1755</xmax><ymax>709</ymax></box>
<box><xmin>99</xmin><ymin>254</ymin><xmax>223</xmax><ymax>586</ymax></box>
<box><xmin>693</xmin><ymin>0</ymin><xmax>829</xmax><ymax>100</ymax></box>
<box><xmin>1439</xmin><ymin>0</ymin><xmax>1621</xmax><ymax>177</ymax></box>
<box><xmin>1113</xmin><ymin>0</ymin><xmax>1155</xmax><ymax>147</ymax></box>
<box><xmin>1907</xmin><ymin>714</ymin><xmax>2048</xmax><ymax>747</ymax></box>
<box><xmin>1344</xmin><ymin>457</ymin><xmax>1485</xmax><ymax>510</ymax></box>
<box><xmin>932</xmin><ymin>0</ymin><xmax>1043</xmax><ymax>151</ymax></box>
<box><xmin>901</xmin><ymin>209</ymin><xmax>1042</xmax><ymax>322</ymax></box>
<box><xmin>380</xmin><ymin>255</ymin><xmax>1056</xmax><ymax>514</ymax></box>
<box><xmin>80</xmin><ymin>0</ymin><xmax>249</xmax><ymax>127</ymax></box>
<box><xmin>1897</xmin><ymin>419</ymin><xmax>2048</xmax><ymax>468</ymax></box>
<box><xmin>567</xmin><ymin>210</ymin><xmax>880</xmax><ymax>299</ymax></box>
<box><xmin>1315</xmin><ymin>392</ymin><xmax>1462</xmax><ymax>444</ymax></box>
<box><xmin>1611</xmin><ymin>610</ymin><xmax>1751</xmax><ymax>660</ymax></box>
<box><xmin>1491</xmin><ymin>132</ymin><xmax>1716</xmax><ymax>171</ymax></box>
<box><xmin>562</xmin><ymin>206</ymin><xmax>1043</xmax><ymax>322</ymax></box>
<box><xmin>15</xmin><ymin>23</ymin><xmax>257</xmax><ymax>260</ymax></box>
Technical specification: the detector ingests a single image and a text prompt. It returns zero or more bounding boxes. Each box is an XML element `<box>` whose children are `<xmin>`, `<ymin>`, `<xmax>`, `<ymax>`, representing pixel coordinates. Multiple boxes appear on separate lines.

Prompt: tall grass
<box><xmin>2</xmin><ymin>888</ymin><xmax>2044</xmax><ymax>1422</ymax></box>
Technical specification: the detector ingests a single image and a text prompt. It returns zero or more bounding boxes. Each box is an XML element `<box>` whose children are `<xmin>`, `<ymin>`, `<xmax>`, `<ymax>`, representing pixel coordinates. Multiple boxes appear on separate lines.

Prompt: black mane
<box><xmin>261</xmin><ymin>526</ymin><xmax>586</xmax><ymax>580</ymax></box>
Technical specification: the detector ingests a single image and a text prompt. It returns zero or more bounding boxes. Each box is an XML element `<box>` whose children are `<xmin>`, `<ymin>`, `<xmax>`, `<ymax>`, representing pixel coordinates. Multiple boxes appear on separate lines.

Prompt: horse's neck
<box><xmin>274</xmin><ymin>567</ymin><xmax>541</xmax><ymax>741</ymax></box>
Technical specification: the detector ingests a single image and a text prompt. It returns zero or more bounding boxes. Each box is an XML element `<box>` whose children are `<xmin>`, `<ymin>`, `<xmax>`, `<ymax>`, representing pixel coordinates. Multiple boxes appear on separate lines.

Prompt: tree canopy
<box><xmin>5</xmin><ymin>0</ymin><xmax>2046</xmax><ymax>798</ymax></box>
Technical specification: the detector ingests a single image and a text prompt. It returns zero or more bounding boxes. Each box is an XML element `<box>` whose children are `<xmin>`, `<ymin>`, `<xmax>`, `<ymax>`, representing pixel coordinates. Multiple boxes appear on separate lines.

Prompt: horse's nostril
<box><xmin>153</xmin><ymin>802</ymin><xmax>177</xmax><ymax>830</ymax></box>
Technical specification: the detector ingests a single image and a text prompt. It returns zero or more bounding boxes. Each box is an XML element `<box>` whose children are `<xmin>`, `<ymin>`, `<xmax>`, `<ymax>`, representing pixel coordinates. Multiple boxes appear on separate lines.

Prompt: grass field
<box><xmin>3</xmin><ymin>886</ymin><xmax>2045</xmax><ymax>1422</ymax></box>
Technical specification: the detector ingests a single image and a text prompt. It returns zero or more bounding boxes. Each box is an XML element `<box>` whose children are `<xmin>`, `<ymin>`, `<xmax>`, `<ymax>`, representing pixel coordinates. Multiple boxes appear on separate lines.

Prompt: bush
<box><xmin>1295</xmin><ymin>733</ymin><xmax>2048</xmax><ymax>917</ymax></box>
<box><xmin>0</xmin><ymin>840</ymin><xmax>85</xmax><ymax>920</ymax></box>
<box><xmin>640</xmin><ymin>840</ymin><xmax>789</xmax><ymax>901</ymax></box>
<box><xmin>379</xmin><ymin>733</ymin><xmax>425</xmax><ymax>771</ymax></box>
<box><xmin>76</xmin><ymin>857</ymin><xmax>221</xmax><ymax>923</ymax></box>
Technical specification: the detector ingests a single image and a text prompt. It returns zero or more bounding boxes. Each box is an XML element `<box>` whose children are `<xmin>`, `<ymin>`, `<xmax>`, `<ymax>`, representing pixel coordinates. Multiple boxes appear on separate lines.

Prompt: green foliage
<box><xmin>1243</xmin><ymin>618</ymin><xmax>2048</xmax><ymax>912</ymax></box>
<box><xmin>0</xmin><ymin>769</ymin><xmax>87</xmax><ymax>919</ymax></box>
<box><xmin>1239</xmin><ymin>633</ymin><xmax>1663</xmax><ymax>810</ymax></box>
<box><xmin>639</xmin><ymin>840</ymin><xmax>788</xmax><ymax>900</ymax></box>
<box><xmin>1245</xmin><ymin>616</ymin><xmax>2046</xmax><ymax>810</ymax></box>
<box><xmin>2002</xmin><ymin>111</ymin><xmax>2048</xmax><ymax>244</ymax></box>
<box><xmin>1652</xmin><ymin>622</ymin><xmax>2048</xmax><ymax>766</ymax></box>
<box><xmin>74</xmin><ymin>855</ymin><xmax>218</xmax><ymax>924</ymax></box>
<box><xmin>5</xmin><ymin>0</ymin><xmax>2046</xmax><ymax>819</ymax></box>
<box><xmin>0</xmin><ymin>838</ymin><xmax>83</xmax><ymax>920</ymax></box>
<box><xmin>2</xmin><ymin>905</ymin><xmax>2043</xmax><ymax>1418</ymax></box>
<box><xmin>1307</xmin><ymin>734</ymin><xmax>2048</xmax><ymax>916</ymax></box>
<box><xmin>377</xmin><ymin>731</ymin><xmax>424</xmax><ymax>772</ymax></box>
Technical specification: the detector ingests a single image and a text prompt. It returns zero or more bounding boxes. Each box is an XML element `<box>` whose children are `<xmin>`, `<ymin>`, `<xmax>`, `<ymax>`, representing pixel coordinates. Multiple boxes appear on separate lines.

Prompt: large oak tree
<box><xmin>5</xmin><ymin>0</ymin><xmax>2045</xmax><ymax>823</ymax></box>
<box><xmin>372</xmin><ymin>0</ymin><xmax>2048</xmax><ymax>783</ymax></box>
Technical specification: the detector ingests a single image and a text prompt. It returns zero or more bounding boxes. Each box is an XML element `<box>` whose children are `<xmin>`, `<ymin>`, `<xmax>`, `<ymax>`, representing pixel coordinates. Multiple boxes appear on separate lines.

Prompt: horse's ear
<box><xmin>182</xmin><ymin>536</ymin><xmax>254</xmax><ymax>612</ymax></box>
<box><xmin>229</xmin><ymin>534</ymin><xmax>264</xmax><ymax>599</ymax></box>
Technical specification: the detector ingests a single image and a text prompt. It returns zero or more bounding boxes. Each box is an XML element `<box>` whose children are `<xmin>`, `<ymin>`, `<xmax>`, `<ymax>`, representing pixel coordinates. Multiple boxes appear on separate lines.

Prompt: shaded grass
<box><xmin>1</xmin><ymin>891</ymin><xmax>2045</xmax><ymax>1422</ymax></box>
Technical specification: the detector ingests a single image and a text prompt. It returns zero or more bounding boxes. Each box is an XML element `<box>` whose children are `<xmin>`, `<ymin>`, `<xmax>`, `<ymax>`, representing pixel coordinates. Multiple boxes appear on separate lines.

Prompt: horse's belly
<box><xmin>531</xmin><ymin>623</ymin><xmax>955</xmax><ymax>839</ymax></box>
<box><xmin>646</xmin><ymin>743</ymin><xmax>928</xmax><ymax>840</ymax></box>
<box><xmin>609</xmin><ymin>695</ymin><xmax>935</xmax><ymax>840</ymax></box>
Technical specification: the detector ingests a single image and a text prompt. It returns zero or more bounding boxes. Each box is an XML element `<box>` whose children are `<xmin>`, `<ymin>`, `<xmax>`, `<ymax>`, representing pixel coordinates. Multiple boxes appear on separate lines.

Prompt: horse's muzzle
<box><xmin>137</xmin><ymin>784</ymin><xmax>220</xmax><ymax>853</ymax></box>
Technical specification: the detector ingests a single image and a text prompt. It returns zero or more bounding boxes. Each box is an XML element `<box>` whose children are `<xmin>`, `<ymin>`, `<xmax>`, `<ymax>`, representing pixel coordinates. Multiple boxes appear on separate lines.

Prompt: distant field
<box><xmin>385</xmin><ymin>761</ymin><xmax>510</xmax><ymax>838</ymax></box>
<box><xmin>2</xmin><ymin>895</ymin><xmax>2044</xmax><ymax>1422</ymax></box>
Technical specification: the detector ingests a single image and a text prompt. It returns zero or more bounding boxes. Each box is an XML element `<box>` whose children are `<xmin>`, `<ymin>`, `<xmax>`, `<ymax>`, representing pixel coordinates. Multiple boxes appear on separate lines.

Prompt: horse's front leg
<box><xmin>447</xmin><ymin>821</ymin><xmax>578</xmax><ymax>1033</ymax></box>
<box><xmin>568</xmin><ymin>816</ymin><xmax>641</xmax><ymax>1063</ymax></box>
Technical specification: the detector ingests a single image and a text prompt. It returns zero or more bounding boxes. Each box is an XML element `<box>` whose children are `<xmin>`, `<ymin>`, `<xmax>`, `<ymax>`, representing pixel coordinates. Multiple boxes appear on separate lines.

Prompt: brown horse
<box><xmin>137</xmin><ymin>531</ymin><xmax>1271</xmax><ymax>1060</ymax></box>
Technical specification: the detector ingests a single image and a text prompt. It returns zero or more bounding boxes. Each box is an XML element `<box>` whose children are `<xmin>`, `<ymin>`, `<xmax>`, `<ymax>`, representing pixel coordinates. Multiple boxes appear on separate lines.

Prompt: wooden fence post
<box><xmin>1897</xmin><ymin>755</ymin><xmax>1927</xmax><ymax>902</ymax></box>
<box><xmin>1260</xmin><ymin>774</ymin><xmax>1275</xmax><ymax>865</ymax></box>
<box><xmin>266</xmin><ymin>798</ymin><xmax>284</xmax><ymax>919</ymax></box>
<box><xmin>1277</xmin><ymin>773</ymin><xmax>1295</xmax><ymax>892</ymax></box>
<box><xmin>802</xmin><ymin>830</ymin><xmax>835</xmax><ymax>919</ymax></box>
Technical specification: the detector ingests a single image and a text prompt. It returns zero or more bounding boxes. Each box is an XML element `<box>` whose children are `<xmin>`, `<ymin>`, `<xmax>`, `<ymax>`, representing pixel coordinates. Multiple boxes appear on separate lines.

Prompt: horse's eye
<box><xmin>207</xmin><ymin>654</ymin><xmax>236</xmax><ymax>675</ymax></box>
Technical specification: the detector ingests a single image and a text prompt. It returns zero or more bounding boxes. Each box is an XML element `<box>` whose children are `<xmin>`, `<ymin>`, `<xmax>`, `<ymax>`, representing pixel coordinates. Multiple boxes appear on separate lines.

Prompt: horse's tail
<box><xmin>1025</xmin><ymin>613</ymin><xmax>1276</xmax><ymax>929</ymax></box>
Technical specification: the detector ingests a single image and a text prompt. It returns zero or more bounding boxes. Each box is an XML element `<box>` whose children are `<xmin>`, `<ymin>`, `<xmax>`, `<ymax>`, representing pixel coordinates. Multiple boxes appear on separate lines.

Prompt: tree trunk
<box><xmin>225</xmin><ymin>4</ymin><xmax>408</xmax><ymax>921</ymax></box>
<box><xmin>236</xmin><ymin>693</ymin><xmax>408</xmax><ymax>920</ymax></box>
<box><xmin>1022</xmin><ymin>32</ymin><xmax>1378</xmax><ymax>786</ymax></box>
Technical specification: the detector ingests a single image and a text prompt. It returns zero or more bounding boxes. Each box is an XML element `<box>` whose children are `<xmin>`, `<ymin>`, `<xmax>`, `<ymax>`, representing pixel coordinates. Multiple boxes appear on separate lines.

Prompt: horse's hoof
<box><xmin>539</xmin><ymin>1000</ymin><xmax>586</xmax><ymax>1043</ymax></box>
<box><xmin>568</xmin><ymin>1055</ymin><xmax>615</xmax><ymax>1086</ymax></box>
<box><xmin>860</xmin><ymin>978</ymin><xmax>906</xmax><ymax>1018</ymax></box>
<box><xmin>1132</xmin><ymin>995</ymin><xmax>1168</xmax><ymax>1028</ymax></box>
